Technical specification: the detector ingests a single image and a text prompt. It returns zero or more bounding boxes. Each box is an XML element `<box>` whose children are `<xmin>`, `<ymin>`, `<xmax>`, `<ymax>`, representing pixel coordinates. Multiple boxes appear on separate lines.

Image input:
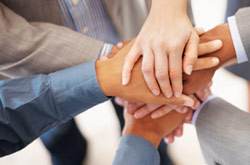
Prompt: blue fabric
<box><xmin>0</xmin><ymin>60</ymin><xmax>108</xmax><ymax>157</ymax></box>
<box><xmin>113</xmin><ymin>135</ymin><xmax>160</xmax><ymax>165</ymax></box>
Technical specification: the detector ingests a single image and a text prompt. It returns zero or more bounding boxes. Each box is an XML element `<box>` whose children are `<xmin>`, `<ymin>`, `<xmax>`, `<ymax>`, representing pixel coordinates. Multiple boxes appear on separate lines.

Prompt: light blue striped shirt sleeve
<box><xmin>228</xmin><ymin>16</ymin><xmax>249</xmax><ymax>63</ymax></box>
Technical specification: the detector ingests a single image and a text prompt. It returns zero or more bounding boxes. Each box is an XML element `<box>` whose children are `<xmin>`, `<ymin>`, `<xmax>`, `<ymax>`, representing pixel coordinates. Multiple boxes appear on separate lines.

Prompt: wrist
<box><xmin>123</xmin><ymin>125</ymin><xmax>162</xmax><ymax>148</ymax></box>
<box><xmin>151</xmin><ymin>0</ymin><xmax>187</xmax><ymax>13</ymax></box>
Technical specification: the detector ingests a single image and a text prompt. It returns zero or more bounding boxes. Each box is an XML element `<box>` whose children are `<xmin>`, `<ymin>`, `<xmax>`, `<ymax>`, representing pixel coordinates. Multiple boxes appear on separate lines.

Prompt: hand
<box><xmin>122</xmin><ymin>102</ymin><xmax>186</xmax><ymax>148</ymax></box>
<box><xmin>164</xmin><ymin>82</ymin><xmax>212</xmax><ymax>144</ymax></box>
<box><xmin>114</xmin><ymin>36</ymin><xmax>222</xmax><ymax>119</ymax></box>
<box><xmin>96</xmin><ymin>40</ymin><xmax>195</xmax><ymax>106</ymax></box>
<box><xmin>122</xmin><ymin>0</ymin><xmax>198</xmax><ymax>98</ymax></box>
<box><xmin>183</xmin><ymin>24</ymin><xmax>236</xmax><ymax>94</ymax></box>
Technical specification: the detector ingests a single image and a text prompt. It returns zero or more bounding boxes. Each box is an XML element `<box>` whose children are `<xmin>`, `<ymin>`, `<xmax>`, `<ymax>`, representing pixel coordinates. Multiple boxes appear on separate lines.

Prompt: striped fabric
<box><xmin>57</xmin><ymin>0</ymin><xmax>120</xmax><ymax>45</ymax></box>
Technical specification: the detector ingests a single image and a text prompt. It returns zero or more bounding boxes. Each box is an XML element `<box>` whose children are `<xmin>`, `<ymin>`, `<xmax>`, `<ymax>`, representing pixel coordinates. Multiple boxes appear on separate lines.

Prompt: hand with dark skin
<box><xmin>122</xmin><ymin>102</ymin><xmax>186</xmax><ymax>148</ymax></box>
<box><xmin>183</xmin><ymin>24</ymin><xmax>236</xmax><ymax>94</ymax></box>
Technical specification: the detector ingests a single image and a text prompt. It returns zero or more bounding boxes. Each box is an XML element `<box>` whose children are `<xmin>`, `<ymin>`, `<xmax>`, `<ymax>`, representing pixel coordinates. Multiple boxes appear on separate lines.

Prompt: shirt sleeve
<box><xmin>228</xmin><ymin>16</ymin><xmax>249</xmax><ymax>63</ymax></box>
<box><xmin>113</xmin><ymin>135</ymin><xmax>160</xmax><ymax>165</ymax></box>
<box><xmin>99</xmin><ymin>43</ymin><xmax>114</xmax><ymax>58</ymax></box>
<box><xmin>192</xmin><ymin>95</ymin><xmax>217</xmax><ymax>125</ymax></box>
<box><xmin>0</xmin><ymin>60</ymin><xmax>109</xmax><ymax>157</ymax></box>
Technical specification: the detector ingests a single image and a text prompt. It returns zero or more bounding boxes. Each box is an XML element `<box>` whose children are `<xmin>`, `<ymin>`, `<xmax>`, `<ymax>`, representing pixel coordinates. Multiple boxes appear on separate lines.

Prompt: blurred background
<box><xmin>0</xmin><ymin>0</ymin><xmax>248</xmax><ymax>164</ymax></box>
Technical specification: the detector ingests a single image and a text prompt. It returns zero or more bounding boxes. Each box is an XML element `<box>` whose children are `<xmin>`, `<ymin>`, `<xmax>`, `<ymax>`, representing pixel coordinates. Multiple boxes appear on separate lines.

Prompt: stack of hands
<box><xmin>97</xmin><ymin>0</ymin><xmax>236</xmax><ymax>149</ymax></box>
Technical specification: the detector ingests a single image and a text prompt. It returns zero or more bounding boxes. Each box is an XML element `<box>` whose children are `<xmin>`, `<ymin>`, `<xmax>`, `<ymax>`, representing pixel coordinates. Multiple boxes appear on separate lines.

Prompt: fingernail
<box><xmin>213</xmin><ymin>40</ymin><xmax>222</xmax><ymax>47</ymax></box>
<box><xmin>184</xmin><ymin>102</ymin><xmax>193</xmax><ymax>107</ymax></box>
<box><xmin>152</xmin><ymin>89</ymin><xmax>160</xmax><ymax>96</ymax></box>
<box><xmin>182</xmin><ymin>107</ymin><xmax>188</xmax><ymax>113</ymax></box>
<box><xmin>186</xmin><ymin>65</ymin><xmax>193</xmax><ymax>75</ymax></box>
<box><xmin>164</xmin><ymin>138</ymin><xmax>169</xmax><ymax>144</ymax></box>
<box><xmin>212</xmin><ymin>57</ymin><xmax>219</xmax><ymax>64</ymax></box>
<box><xmin>174</xmin><ymin>92</ymin><xmax>181</xmax><ymax>98</ymax></box>
<box><xmin>195</xmin><ymin>27</ymin><xmax>204</xmax><ymax>33</ymax></box>
<box><xmin>117</xmin><ymin>42</ymin><xmax>123</xmax><ymax>48</ymax></box>
<box><xmin>164</xmin><ymin>92</ymin><xmax>172</xmax><ymax>98</ymax></box>
<box><xmin>134</xmin><ymin>111</ymin><xmax>144</xmax><ymax>119</ymax></box>
<box><xmin>122</xmin><ymin>77</ymin><xmax>127</xmax><ymax>85</ymax></box>
<box><xmin>151</xmin><ymin>113</ymin><xmax>160</xmax><ymax>119</ymax></box>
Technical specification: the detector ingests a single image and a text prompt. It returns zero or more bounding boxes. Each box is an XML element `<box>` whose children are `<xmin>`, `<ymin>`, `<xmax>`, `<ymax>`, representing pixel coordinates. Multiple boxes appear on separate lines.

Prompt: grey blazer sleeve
<box><xmin>0</xmin><ymin>2</ymin><xmax>104</xmax><ymax>79</ymax></box>
<box><xmin>195</xmin><ymin>98</ymin><xmax>250</xmax><ymax>165</ymax></box>
<box><xmin>113</xmin><ymin>135</ymin><xmax>160</xmax><ymax>165</ymax></box>
<box><xmin>235</xmin><ymin>7</ymin><xmax>250</xmax><ymax>59</ymax></box>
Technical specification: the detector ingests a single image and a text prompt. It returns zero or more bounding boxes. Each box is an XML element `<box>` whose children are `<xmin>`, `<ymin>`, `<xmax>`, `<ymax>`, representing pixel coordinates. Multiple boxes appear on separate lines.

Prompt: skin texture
<box><xmin>122</xmin><ymin>0</ymin><xmax>198</xmax><ymax>99</ymax></box>
<box><xmin>118</xmin><ymin>24</ymin><xmax>237</xmax><ymax>147</ymax></box>
<box><xmin>122</xmin><ymin>103</ymin><xmax>186</xmax><ymax>148</ymax></box>
<box><xmin>96</xmin><ymin>39</ymin><xmax>219</xmax><ymax>106</ymax></box>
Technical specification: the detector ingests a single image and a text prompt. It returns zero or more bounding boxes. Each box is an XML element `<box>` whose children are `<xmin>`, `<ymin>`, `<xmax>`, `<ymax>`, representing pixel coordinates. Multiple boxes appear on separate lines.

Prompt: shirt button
<box><xmin>82</xmin><ymin>26</ymin><xmax>89</xmax><ymax>34</ymax></box>
<box><xmin>71</xmin><ymin>0</ymin><xmax>79</xmax><ymax>6</ymax></box>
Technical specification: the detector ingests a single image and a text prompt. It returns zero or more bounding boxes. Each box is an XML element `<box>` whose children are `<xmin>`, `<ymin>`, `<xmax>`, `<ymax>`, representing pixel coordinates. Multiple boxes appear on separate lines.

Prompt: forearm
<box><xmin>0</xmin><ymin>60</ymin><xmax>108</xmax><ymax>157</ymax></box>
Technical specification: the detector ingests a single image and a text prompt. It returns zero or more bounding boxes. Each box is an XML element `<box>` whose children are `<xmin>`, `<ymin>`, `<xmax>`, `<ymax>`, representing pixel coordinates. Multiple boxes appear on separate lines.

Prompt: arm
<box><xmin>195</xmin><ymin>98</ymin><xmax>250</xmax><ymax>164</ymax></box>
<box><xmin>0</xmin><ymin>60</ymin><xmax>108</xmax><ymax>157</ymax></box>
<box><xmin>113</xmin><ymin>103</ymin><xmax>186</xmax><ymax>165</ymax></box>
<box><xmin>0</xmin><ymin>2</ymin><xmax>104</xmax><ymax>79</ymax></box>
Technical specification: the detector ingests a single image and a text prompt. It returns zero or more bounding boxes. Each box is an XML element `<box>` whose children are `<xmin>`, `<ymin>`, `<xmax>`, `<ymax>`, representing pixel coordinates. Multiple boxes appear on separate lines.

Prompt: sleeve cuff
<box><xmin>113</xmin><ymin>135</ymin><xmax>160</xmax><ymax>165</ymax></box>
<box><xmin>49</xmin><ymin>60</ymin><xmax>109</xmax><ymax>117</ymax></box>
<box><xmin>228</xmin><ymin>16</ymin><xmax>249</xmax><ymax>63</ymax></box>
<box><xmin>192</xmin><ymin>95</ymin><xmax>217</xmax><ymax>125</ymax></box>
<box><xmin>99</xmin><ymin>43</ymin><xmax>114</xmax><ymax>58</ymax></box>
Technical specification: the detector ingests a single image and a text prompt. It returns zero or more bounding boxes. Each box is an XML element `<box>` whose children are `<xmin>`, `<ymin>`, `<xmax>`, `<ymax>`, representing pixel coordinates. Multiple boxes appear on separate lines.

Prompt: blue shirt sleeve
<box><xmin>0</xmin><ymin>60</ymin><xmax>109</xmax><ymax>157</ymax></box>
<box><xmin>113</xmin><ymin>135</ymin><xmax>160</xmax><ymax>165</ymax></box>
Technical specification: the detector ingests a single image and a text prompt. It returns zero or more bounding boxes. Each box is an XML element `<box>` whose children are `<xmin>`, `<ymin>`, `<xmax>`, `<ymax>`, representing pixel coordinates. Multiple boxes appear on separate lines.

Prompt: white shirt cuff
<box><xmin>192</xmin><ymin>95</ymin><xmax>217</xmax><ymax>125</ymax></box>
<box><xmin>228</xmin><ymin>16</ymin><xmax>248</xmax><ymax>63</ymax></box>
<box><xmin>99</xmin><ymin>43</ymin><xmax>114</xmax><ymax>59</ymax></box>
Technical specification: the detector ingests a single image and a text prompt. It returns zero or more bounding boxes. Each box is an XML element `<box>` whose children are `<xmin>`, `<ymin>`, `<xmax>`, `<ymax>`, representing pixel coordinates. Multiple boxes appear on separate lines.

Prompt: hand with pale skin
<box><xmin>96</xmin><ymin>37</ymin><xmax>219</xmax><ymax>106</ymax></box>
<box><xmin>122</xmin><ymin>0</ymin><xmax>199</xmax><ymax>98</ymax></box>
<box><xmin>114</xmin><ymin>29</ymin><xmax>222</xmax><ymax>119</ymax></box>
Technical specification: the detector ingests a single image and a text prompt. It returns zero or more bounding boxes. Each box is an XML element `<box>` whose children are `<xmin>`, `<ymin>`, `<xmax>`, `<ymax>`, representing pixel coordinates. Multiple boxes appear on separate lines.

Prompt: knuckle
<box><xmin>168</xmin><ymin>41</ymin><xmax>181</xmax><ymax>53</ymax></box>
<box><xmin>142</xmin><ymin>65</ymin><xmax>153</xmax><ymax>74</ymax></box>
<box><xmin>156</xmin><ymin>70</ymin><xmax>168</xmax><ymax>80</ymax></box>
<box><xmin>170</xmin><ymin>70</ymin><xmax>181</xmax><ymax>79</ymax></box>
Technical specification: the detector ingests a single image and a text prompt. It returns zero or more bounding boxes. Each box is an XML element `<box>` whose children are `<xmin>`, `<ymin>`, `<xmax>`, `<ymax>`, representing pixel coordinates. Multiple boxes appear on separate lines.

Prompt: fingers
<box><xmin>198</xmin><ymin>40</ymin><xmax>223</xmax><ymax>56</ymax></box>
<box><xmin>154</xmin><ymin>48</ymin><xmax>172</xmax><ymax>98</ymax></box>
<box><xmin>150</xmin><ymin>105</ymin><xmax>174</xmax><ymax>119</ymax></box>
<box><xmin>164</xmin><ymin>134</ymin><xmax>175</xmax><ymax>144</ymax></box>
<box><xmin>189</xmin><ymin>95</ymin><xmax>201</xmax><ymax>109</ymax></box>
<box><xmin>122</xmin><ymin>45</ymin><xmax>141</xmax><ymax>85</ymax></box>
<box><xmin>134</xmin><ymin>104</ymin><xmax>162</xmax><ymax>119</ymax></box>
<box><xmin>193</xmin><ymin>57</ymin><xmax>219</xmax><ymax>71</ymax></box>
<box><xmin>126</xmin><ymin>102</ymin><xmax>145</xmax><ymax>114</ymax></box>
<box><xmin>114</xmin><ymin>97</ymin><xmax>125</xmax><ymax>107</ymax></box>
<box><xmin>174</xmin><ymin>124</ymin><xmax>184</xmax><ymax>137</ymax></box>
<box><xmin>183</xmin><ymin>31</ymin><xmax>199</xmax><ymax>75</ymax></box>
<box><xmin>169</xmin><ymin>48</ymin><xmax>183</xmax><ymax>98</ymax></box>
<box><xmin>141</xmin><ymin>47</ymin><xmax>160</xmax><ymax>96</ymax></box>
<box><xmin>195</xmin><ymin>85</ymin><xmax>212</xmax><ymax>101</ymax></box>
<box><xmin>195</xmin><ymin>27</ymin><xmax>205</xmax><ymax>36</ymax></box>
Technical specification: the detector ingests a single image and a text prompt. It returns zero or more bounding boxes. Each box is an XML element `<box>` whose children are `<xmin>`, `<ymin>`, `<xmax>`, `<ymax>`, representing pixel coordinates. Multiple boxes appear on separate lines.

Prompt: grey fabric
<box><xmin>226</xmin><ymin>0</ymin><xmax>250</xmax><ymax>81</ymax></box>
<box><xmin>196</xmin><ymin>98</ymin><xmax>250</xmax><ymax>165</ymax></box>
<box><xmin>0</xmin><ymin>1</ymin><xmax>104</xmax><ymax>79</ymax></box>
<box><xmin>236</xmin><ymin>7</ymin><xmax>250</xmax><ymax>61</ymax></box>
<box><xmin>113</xmin><ymin>135</ymin><xmax>160</xmax><ymax>165</ymax></box>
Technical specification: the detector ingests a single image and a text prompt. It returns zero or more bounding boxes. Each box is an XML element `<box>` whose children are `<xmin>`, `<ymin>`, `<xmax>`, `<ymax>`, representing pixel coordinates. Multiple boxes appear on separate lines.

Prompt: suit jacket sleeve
<box><xmin>113</xmin><ymin>135</ymin><xmax>160</xmax><ymax>165</ymax></box>
<box><xmin>0</xmin><ymin>2</ymin><xmax>104</xmax><ymax>79</ymax></box>
<box><xmin>235</xmin><ymin>7</ymin><xmax>250</xmax><ymax>59</ymax></box>
<box><xmin>195</xmin><ymin>98</ymin><xmax>250</xmax><ymax>165</ymax></box>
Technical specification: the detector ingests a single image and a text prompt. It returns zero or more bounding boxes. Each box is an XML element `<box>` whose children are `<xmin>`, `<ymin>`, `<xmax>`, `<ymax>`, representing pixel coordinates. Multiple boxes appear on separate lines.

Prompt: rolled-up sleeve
<box><xmin>0</xmin><ymin>60</ymin><xmax>108</xmax><ymax>157</ymax></box>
